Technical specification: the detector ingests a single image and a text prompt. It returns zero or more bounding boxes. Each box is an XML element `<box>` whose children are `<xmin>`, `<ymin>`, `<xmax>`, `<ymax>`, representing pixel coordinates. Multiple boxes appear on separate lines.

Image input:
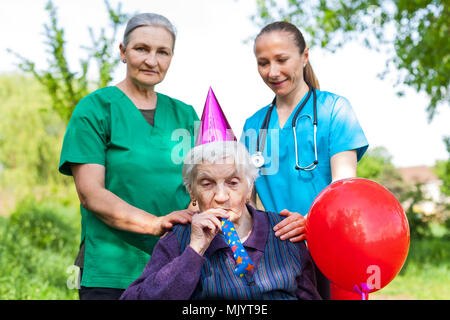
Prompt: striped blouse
<box><xmin>120</xmin><ymin>205</ymin><xmax>321</xmax><ymax>300</ymax></box>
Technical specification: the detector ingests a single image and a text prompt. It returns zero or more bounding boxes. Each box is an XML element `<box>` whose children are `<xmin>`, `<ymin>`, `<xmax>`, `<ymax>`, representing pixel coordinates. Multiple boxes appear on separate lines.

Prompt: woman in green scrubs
<box><xmin>59</xmin><ymin>13</ymin><xmax>198</xmax><ymax>299</ymax></box>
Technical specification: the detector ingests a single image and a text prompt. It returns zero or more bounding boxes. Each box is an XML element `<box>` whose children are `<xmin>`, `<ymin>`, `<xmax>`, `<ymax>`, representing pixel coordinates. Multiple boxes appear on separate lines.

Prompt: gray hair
<box><xmin>182</xmin><ymin>141</ymin><xmax>259</xmax><ymax>193</ymax></box>
<box><xmin>122</xmin><ymin>13</ymin><xmax>177</xmax><ymax>50</ymax></box>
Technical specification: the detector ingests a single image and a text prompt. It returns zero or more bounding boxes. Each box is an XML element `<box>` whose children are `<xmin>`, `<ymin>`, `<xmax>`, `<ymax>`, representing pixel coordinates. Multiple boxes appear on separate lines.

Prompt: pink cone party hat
<box><xmin>195</xmin><ymin>87</ymin><xmax>254</xmax><ymax>279</ymax></box>
<box><xmin>196</xmin><ymin>87</ymin><xmax>236</xmax><ymax>146</ymax></box>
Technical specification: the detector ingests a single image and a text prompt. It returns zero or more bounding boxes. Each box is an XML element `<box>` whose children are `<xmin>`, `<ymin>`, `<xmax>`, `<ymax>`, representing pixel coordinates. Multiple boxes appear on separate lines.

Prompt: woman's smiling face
<box><xmin>254</xmin><ymin>30</ymin><xmax>308</xmax><ymax>98</ymax></box>
<box><xmin>191</xmin><ymin>159</ymin><xmax>252</xmax><ymax>223</ymax></box>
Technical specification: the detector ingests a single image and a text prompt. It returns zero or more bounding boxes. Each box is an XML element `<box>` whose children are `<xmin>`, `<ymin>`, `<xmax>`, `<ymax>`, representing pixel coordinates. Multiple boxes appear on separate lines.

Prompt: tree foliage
<box><xmin>434</xmin><ymin>137</ymin><xmax>450</xmax><ymax>196</ymax></box>
<box><xmin>357</xmin><ymin>146</ymin><xmax>440</xmax><ymax>238</ymax></box>
<box><xmin>252</xmin><ymin>0</ymin><xmax>449</xmax><ymax>121</ymax></box>
<box><xmin>7</xmin><ymin>0</ymin><xmax>128</xmax><ymax>124</ymax></box>
<box><xmin>0</xmin><ymin>74</ymin><xmax>76</xmax><ymax>211</ymax></box>
<box><xmin>1</xmin><ymin>1</ymin><xmax>129</xmax><ymax>212</ymax></box>
<box><xmin>357</xmin><ymin>146</ymin><xmax>409</xmax><ymax>200</ymax></box>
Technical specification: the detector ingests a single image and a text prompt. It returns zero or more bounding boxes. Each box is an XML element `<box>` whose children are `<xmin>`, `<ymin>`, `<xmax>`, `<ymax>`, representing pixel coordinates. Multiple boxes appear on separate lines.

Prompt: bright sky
<box><xmin>1</xmin><ymin>0</ymin><xmax>449</xmax><ymax>168</ymax></box>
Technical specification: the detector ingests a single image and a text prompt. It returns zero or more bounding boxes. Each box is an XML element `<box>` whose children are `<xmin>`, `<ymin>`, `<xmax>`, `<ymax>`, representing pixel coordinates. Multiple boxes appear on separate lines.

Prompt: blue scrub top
<box><xmin>240</xmin><ymin>89</ymin><xmax>369</xmax><ymax>216</ymax></box>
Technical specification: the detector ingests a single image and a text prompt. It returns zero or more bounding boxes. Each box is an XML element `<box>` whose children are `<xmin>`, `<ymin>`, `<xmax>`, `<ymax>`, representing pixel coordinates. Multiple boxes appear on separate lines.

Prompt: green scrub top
<box><xmin>59</xmin><ymin>86</ymin><xmax>199</xmax><ymax>289</ymax></box>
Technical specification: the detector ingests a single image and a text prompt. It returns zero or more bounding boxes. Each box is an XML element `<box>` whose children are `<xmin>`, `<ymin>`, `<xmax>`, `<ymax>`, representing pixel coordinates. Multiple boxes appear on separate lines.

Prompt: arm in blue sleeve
<box><xmin>120</xmin><ymin>231</ymin><xmax>205</xmax><ymax>300</ymax></box>
<box><xmin>329</xmin><ymin>96</ymin><xmax>369</xmax><ymax>161</ymax></box>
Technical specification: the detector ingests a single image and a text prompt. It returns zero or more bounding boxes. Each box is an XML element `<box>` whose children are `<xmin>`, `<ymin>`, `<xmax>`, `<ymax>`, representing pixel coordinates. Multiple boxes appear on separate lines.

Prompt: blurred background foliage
<box><xmin>0</xmin><ymin>74</ymin><xmax>77</xmax><ymax>212</ymax></box>
<box><xmin>0</xmin><ymin>197</ymin><xmax>80</xmax><ymax>299</ymax></box>
<box><xmin>356</xmin><ymin>147</ymin><xmax>449</xmax><ymax>299</ymax></box>
<box><xmin>0</xmin><ymin>0</ymin><xmax>448</xmax><ymax>299</ymax></box>
<box><xmin>253</xmin><ymin>0</ymin><xmax>450</xmax><ymax>121</ymax></box>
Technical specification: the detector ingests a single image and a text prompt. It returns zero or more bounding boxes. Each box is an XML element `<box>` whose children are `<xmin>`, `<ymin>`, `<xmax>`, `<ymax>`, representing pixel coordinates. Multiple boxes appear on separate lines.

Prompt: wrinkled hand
<box><xmin>273</xmin><ymin>209</ymin><xmax>307</xmax><ymax>242</ymax></box>
<box><xmin>189</xmin><ymin>208</ymin><xmax>229</xmax><ymax>256</ymax></box>
<box><xmin>154</xmin><ymin>209</ymin><xmax>196</xmax><ymax>237</ymax></box>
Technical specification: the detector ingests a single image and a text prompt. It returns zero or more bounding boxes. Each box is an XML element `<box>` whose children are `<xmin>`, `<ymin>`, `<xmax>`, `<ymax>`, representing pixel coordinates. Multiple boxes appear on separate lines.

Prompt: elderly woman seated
<box><xmin>120</xmin><ymin>141</ymin><xmax>321</xmax><ymax>300</ymax></box>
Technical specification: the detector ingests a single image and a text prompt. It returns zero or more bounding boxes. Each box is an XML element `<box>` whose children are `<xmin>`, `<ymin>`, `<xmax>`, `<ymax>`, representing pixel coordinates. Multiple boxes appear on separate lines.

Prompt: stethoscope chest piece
<box><xmin>251</xmin><ymin>152</ymin><xmax>265</xmax><ymax>168</ymax></box>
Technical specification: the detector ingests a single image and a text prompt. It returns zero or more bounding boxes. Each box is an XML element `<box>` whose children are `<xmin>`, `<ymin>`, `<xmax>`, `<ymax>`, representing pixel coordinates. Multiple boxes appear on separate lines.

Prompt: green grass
<box><xmin>374</xmin><ymin>262</ymin><xmax>449</xmax><ymax>299</ymax></box>
<box><xmin>371</xmin><ymin>238</ymin><xmax>450</xmax><ymax>300</ymax></box>
<box><xmin>0</xmin><ymin>198</ymin><xmax>80</xmax><ymax>300</ymax></box>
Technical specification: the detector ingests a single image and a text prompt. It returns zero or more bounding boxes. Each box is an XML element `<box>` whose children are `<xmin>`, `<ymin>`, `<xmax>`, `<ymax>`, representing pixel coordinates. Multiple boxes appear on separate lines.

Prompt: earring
<box><xmin>122</xmin><ymin>59</ymin><xmax>127</xmax><ymax>63</ymax></box>
<box><xmin>192</xmin><ymin>200</ymin><xmax>197</xmax><ymax>206</ymax></box>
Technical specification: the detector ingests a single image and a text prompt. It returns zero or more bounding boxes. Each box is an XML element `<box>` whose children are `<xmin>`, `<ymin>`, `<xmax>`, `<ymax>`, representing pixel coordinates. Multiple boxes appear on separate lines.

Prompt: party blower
<box><xmin>195</xmin><ymin>87</ymin><xmax>254</xmax><ymax>278</ymax></box>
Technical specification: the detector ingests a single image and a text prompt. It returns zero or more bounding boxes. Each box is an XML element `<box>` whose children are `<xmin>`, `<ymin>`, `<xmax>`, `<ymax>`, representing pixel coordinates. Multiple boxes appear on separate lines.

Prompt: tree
<box><xmin>7</xmin><ymin>0</ymin><xmax>129</xmax><ymax>124</ymax></box>
<box><xmin>252</xmin><ymin>0</ymin><xmax>449</xmax><ymax>121</ymax></box>
<box><xmin>1</xmin><ymin>1</ymin><xmax>129</xmax><ymax>212</ymax></box>
<box><xmin>357</xmin><ymin>146</ymin><xmax>409</xmax><ymax>200</ymax></box>
<box><xmin>434</xmin><ymin>136</ymin><xmax>450</xmax><ymax>218</ymax></box>
<box><xmin>0</xmin><ymin>74</ymin><xmax>77</xmax><ymax>211</ymax></box>
<box><xmin>357</xmin><ymin>146</ymin><xmax>435</xmax><ymax>238</ymax></box>
<box><xmin>434</xmin><ymin>137</ymin><xmax>450</xmax><ymax>196</ymax></box>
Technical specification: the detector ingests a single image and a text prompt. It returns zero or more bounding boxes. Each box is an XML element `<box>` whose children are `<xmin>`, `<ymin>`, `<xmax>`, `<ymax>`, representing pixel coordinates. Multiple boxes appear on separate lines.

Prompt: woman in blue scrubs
<box><xmin>241</xmin><ymin>21</ymin><xmax>369</xmax><ymax>299</ymax></box>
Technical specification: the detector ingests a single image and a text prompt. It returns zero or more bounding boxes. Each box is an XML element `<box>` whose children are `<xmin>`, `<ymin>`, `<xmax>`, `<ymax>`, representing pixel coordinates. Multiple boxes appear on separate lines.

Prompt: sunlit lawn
<box><xmin>372</xmin><ymin>263</ymin><xmax>449</xmax><ymax>300</ymax></box>
<box><xmin>372</xmin><ymin>237</ymin><xmax>449</xmax><ymax>300</ymax></box>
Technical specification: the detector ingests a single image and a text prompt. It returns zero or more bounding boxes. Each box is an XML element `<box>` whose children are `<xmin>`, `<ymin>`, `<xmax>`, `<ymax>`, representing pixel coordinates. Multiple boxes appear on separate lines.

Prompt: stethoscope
<box><xmin>251</xmin><ymin>83</ymin><xmax>318</xmax><ymax>171</ymax></box>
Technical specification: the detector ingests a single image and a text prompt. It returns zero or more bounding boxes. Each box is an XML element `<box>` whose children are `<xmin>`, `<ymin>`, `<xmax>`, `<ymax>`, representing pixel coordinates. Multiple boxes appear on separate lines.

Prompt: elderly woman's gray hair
<box><xmin>122</xmin><ymin>13</ymin><xmax>177</xmax><ymax>49</ymax></box>
<box><xmin>182</xmin><ymin>141</ymin><xmax>259</xmax><ymax>193</ymax></box>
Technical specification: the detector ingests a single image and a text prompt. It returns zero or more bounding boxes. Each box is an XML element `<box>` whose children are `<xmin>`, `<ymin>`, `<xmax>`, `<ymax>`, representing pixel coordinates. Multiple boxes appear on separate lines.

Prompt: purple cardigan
<box><xmin>120</xmin><ymin>205</ymin><xmax>321</xmax><ymax>300</ymax></box>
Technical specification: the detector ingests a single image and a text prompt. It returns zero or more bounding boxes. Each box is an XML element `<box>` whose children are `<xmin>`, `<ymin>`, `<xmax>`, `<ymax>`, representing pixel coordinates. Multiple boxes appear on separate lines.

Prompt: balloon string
<box><xmin>353</xmin><ymin>283</ymin><xmax>370</xmax><ymax>300</ymax></box>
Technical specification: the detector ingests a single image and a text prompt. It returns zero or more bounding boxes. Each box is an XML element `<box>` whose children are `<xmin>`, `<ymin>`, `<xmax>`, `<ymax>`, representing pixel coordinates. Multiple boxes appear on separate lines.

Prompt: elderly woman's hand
<box><xmin>273</xmin><ymin>209</ymin><xmax>307</xmax><ymax>242</ymax></box>
<box><xmin>189</xmin><ymin>208</ymin><xmax>230</xmax><ymax>256</ymax></box>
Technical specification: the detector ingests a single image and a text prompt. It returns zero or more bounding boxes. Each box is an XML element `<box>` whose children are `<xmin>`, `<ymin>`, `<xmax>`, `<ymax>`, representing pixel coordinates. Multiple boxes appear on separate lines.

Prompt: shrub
<box><xmin>8</xmin><ymin>197</ymin><xmax>79</xmax><ymax>251</ymax></box>
<box><xmin>0</xmin><ymin>197</ymin><xmax>80</xmax><ymax>299</ymax></box>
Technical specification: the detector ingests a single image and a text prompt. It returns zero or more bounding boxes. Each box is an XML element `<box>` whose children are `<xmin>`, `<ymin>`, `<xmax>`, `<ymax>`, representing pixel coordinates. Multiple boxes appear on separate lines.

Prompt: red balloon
<box><xmin>306</xmin><ymin>178</ymin><xmax>410</xmax><ymax>295</ymax></box>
